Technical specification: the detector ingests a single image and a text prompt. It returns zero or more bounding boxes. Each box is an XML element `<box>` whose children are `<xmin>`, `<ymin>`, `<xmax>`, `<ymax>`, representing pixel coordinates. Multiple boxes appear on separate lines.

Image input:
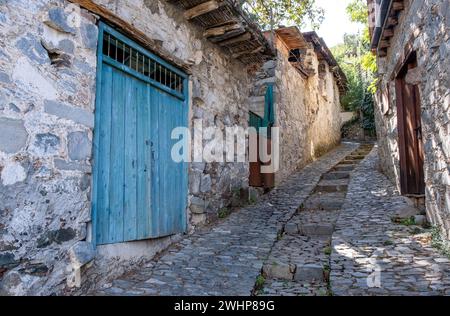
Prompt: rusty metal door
<box><xmin>395</xmin><ymin>53</ymin><xmax>425</xmax><ymax>195</ymax></box>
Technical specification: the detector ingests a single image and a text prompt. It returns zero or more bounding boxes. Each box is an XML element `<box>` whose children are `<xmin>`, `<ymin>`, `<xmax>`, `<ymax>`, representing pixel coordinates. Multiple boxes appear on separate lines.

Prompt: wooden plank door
<box><xmin>92</xmin><ymin>23</ymin><xmax>188</xmax><ymax>245</ymax></box>
<box><xmin>248</xmin><ymin>84</ymin><xmax>275</xmax><ymax>188</ymax></box>
<box><xmin>395</xmin><ymin>53</ymin><xmax>425</xmax><ymax>195</ymax></box>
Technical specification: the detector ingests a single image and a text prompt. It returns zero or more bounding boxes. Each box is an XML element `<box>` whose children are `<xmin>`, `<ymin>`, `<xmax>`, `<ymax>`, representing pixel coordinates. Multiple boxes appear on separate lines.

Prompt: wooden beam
<box><xmin>184</xmin><ymin>0</ymin><xmax>221</xmax><ymax>20</ymax></box>
<box><xmin>209</xmin><ymin>28</ymin><xmax>246</xmax><ymax>43</ymax></box>
<box><xmin>387</xmin><ymin>17</ymin><xmax>398</xmax><ymax>26</ymax></box>
<box><xmin>218</xmin><ymin>32</ymin><xmax>252</xmax><ymax>46</ymax></box>
<box><xmin>232</xmin><ymin>46</ymin><xmax>264</xmax><ymax>59</ymax></box>
<box><xmin>379</xmin><ymin>40</ymin><xmax>390</xmax><ymax>48</ymax></box>
<box><xmin>203</xmin><ymin>23</ymin><xmax>241</xmax><ymax>38</ymax></box>
<box><xmin>67</xmin><ymin>0</ymin><xmax>191</xmax><ymax>72</ymax></box>
<box><xmin>392</xmin><ymin>1</ymin><xmax>404</xmax><ymax>11</ymax></box>
<box><xmin>383</xmin><ymin>28</ymin><xmax>394</xmax><ymax>38</ymax></box>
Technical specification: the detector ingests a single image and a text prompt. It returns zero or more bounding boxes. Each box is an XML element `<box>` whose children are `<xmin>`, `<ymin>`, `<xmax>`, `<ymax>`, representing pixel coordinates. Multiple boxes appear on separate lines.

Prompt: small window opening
<box><xmin>103</xmin><ymin>32</ymin><xmax>183</xmax><ymax>94</ymax></box>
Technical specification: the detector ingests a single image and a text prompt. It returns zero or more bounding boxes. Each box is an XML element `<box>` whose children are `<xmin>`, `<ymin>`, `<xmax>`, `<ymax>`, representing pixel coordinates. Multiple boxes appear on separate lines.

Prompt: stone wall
<box><xmin>0</xmin><ymin>0</ymin><xmax>98</xmax><ymax>295</ymax></box>
<box><xmin>0</xmin><ymin>0</ymin><xmax>345</xmax><ymax>295</ymax></box>
<box><xmin>252</xmin><ymin>37</ymin><xmax>342</xmax><ymax>183</ymax></box>
<box><xmin>0</xmin><ymin>0</ymin><xmax>252</xmax><ymax>295</ymax></box>
<box><xmin>374</xmin><ymin>0</ymin><xmax>450</xmax><ymax>238</ymax></box>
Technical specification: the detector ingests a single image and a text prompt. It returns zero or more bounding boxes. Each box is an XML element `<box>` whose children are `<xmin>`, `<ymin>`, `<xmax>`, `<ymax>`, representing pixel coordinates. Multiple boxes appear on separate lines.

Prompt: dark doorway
<box><xmin>395</xmin><ymin>51</ymin><xmax>425</xmax><ymax>195</ymax></box>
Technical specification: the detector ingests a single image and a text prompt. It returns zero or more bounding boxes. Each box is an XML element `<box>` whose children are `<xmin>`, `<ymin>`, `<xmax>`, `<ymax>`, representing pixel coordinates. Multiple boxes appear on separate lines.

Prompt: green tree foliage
<box><xmin>332</xmin><ymin>0</ymin><xmax>376</xmax><ymax>134</ymax></box>
<box><xmin>346</xmin><ymin>0</ymin><xmax>377</xmax><ymax>77</ymax></box>
<box><xmin>346</xmin><ymin>0</ymin><xmax>369</xmax><ymax>24</ymax></box>
<box><xmin>241</xmin><ymin>0</ymin><xmax>324</xmax><ymax>30</ymax></box>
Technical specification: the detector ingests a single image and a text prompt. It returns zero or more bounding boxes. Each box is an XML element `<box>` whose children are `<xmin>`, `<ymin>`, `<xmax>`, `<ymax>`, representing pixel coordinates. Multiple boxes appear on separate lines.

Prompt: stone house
<box><xmin>248</xmin><ymin>27</ymin><xmax>347</xmax><ymax>185</ymax></box>
<box><xmin>367</xmin><ymin>0</ymin><xmax>450</xmax><ymax>237</ymax></box>
<box><xmin>0</xmin><ymin>0</ymin><xmax>345</xmax><ymax>295</ymax></box>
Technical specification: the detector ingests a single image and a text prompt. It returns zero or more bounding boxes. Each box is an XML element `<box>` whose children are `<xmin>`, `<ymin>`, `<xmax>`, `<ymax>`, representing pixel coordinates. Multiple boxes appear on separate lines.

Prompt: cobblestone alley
<box><xmin>92</xmin><ymin>143</ymin><xmax>450</xmax><ymax>296</ymax></box>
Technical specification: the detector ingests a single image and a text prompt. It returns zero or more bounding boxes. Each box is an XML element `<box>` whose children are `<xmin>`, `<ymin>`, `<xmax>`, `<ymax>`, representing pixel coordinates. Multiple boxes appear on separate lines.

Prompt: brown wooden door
<box><xmin>395</xmin><ymin>54</ymin><xmax>425</xmax><ymax>195</ymax></box>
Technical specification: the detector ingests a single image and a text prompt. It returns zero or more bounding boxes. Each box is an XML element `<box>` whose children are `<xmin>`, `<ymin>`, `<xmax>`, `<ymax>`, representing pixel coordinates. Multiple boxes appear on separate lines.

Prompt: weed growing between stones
<box><xmin>255</xmin><ymin>275</ymin><xmax>265</xmax><ymax>291</ymax></box>
<box><xmin>409</xmin><ymin>226</ymin><xmax>424</xmax><ymax>235</ymax></box>
<box><xmin>393</xmin><ymin>216</ymin><xmax>416</xmax><ymax>226</ymax></box>
<box><xmin>218</xmin><ymin>208</ymin><xmax>231</xmax><ymax>219</ymax></box>
<box><xmin>383</xmin><ymin>240</ymin><xmax>394</xmax><ymax>246</ymax></box>
<box><xmin>276</xmin><ymin>231</ymin><xmax>283</xmax><ymax>241</ymax></box>
<box><xmin>323</xmin><ymin>246</ymin><xmax>332</xmax><ymax>255</ymax></box>
<box><xmin>431</xmin><ymin>226</ymin><xmax>450</xmax><ymax>259</ymax></box>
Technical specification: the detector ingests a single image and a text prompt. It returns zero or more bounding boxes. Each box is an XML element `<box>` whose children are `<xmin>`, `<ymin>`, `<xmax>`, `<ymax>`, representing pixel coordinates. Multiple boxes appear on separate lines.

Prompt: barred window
<box><xmin>103</xmin><ymin>32</ymin><xmax>184</xmax><ymax>94</ymax></box>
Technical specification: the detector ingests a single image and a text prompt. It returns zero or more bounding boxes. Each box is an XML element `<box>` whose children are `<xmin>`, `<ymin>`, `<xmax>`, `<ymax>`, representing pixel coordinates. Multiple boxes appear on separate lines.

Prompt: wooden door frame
<box><xmin>91</xmin><ymin>22</ymin><xmax>189</xmax><ymax>246</ymax></box>
<box><xmin>394</xmin><ymin>50</ymin><xmax>425</xmax><ymax>195</ymax></box>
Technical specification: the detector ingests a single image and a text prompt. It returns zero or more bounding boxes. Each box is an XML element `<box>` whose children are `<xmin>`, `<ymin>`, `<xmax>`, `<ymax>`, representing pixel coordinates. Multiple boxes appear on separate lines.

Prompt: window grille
<box><xmin>103</xmin><ymin>32</ymin><xmax>184</xmax><ymax>94</ymax></box>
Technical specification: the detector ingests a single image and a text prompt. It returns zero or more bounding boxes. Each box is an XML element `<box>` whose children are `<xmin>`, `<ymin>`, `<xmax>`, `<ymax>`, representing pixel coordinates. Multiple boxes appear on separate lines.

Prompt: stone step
<box><xmin>294</xmin><ymin>264</ymin><xmax>326</xmax><ymax>282</ymax></box>
<box><xmin>262</xmin><ymin>262</ymin><xmax>326</xmax><ymax>282</ymax></box>
<box><xmin>300</xmin><ymin>223</ymin><xmax>334</xmax><ymax>236</ymax></box>
<box><xmin>303</xmin><ymin>192</ymin><xmax>346</xmax><ymax>210</ymax></box>
<box><xmin>353</xmin><ymin>152</ymin><xmax>370</xmax><ymax>157</ymax></box>
<box><xmin>340</xmin><ymin>159</ymin><xmax>359</xmax><ymax>165</ymax></box>
<box><xmin>285</xmin><ymin>222</ymin><xmax>335</xmax><ymax>236</ymax></box>
<box><xmin>333</xmin><ymin>164</ymin><xmax>355</xmax><ymax>172</ymax></box>
<box><xmin>315</xmin><ymin>179</ymin><xmax>349</xmax><ymax>193</ymax></box>
<box><xmin>322</xmin><ymin>171</ymin><xmax>350</xmax><ymax>180</ymax></box>
<box><xmin>262</xmin><ymin>262</ymin><xmax>295</xmax><ymax>280</ymax></box>
<box><xmin>345</xmin><ymin>155</ymin><xmax>366</xmax><ymax>160</ymax></box>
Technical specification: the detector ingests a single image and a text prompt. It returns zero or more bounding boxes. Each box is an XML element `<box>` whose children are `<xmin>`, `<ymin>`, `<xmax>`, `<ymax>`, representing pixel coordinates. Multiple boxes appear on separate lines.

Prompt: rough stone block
<box><xmin>58</xmin><ymin>39</ymin><xmax>75</xmax><ymax>54</ymax></box>
<box><xmin>18</xmin><ymin>262</ymin><xmax>49</xmax><ymax>276</ymax></box>
<box><xmin>294</xmin><ymin>264</ymin><xmax>324</xmax><ymax>282</ymax></box>
<box><xmin>262</xmin><ymin>60</ymin><xmax>276</xmax><ymax>71</ymax></box>
<box><xmin>0</xmin><ymin>271</ymin><xmax>28</xmax><ymax>296</ymax></box>
<box><xmin>191</xmin><ymin>213</ymin><xmax>206</xmax><ymax>225</ymax></box>
<box><xmin>393</xmin><ymin>205</ymin><xmax>421</xmax><ymax>220</ymax></box>
<box><xmin>322</xmin><ymin>171</ymin><xmax>350</xmax><ymax>180</ymax></box>
<box><xmin>414</xmin><ymin>215</ymin><xmax>427</xmax><ymax>226</ymax></box>
<box><xmin>0</xmin><ymin>71</ymin><xmax>11</xmax><ymax>84</ymax></box>
<box><xmin>255</xmin><ymin>77</ymin><xmax>276</xmax><ymax>86</ymax></box>
<box><xmin>34</xmin><ymin>133</ymin><xmax>60</xmax><ymax>154</ymax></box>
<box><xmin>54</xmin><ymin>159</ymin><xmax>90</xmax><ymax>173</ymax></box>
<box><xmin>262</xmin><ymin>262</ymin><xmax>295</xmax><ymax>280</ymax></box>
<box><xmin>0</xmin><ymin>252</ymin><xmax>19</xmax><ymax>269</ymax></box>
<box><xmin>13</xmin><ymin>57</ymin><xmax>58</xmax><ymax>99</ymax></box>
<box><xmin>81</xmin><ymin>23</ymin><xmax>98</xmax><ymax>50</ymax></box>
<box><xmin>189</xmin><ymin>170</ymin><xmax>201</xmax><ymax>195</ymax></box>
<box><xmin>15</xmin><ymin>33</ymin><xmax>50</xmax><ymax>64</ymax></box>
<box><xmin>1</xmin><ymin>161</ymin><xmax>27</xmax><ymax>186</ymax></box>
<box><xmin>68</xmin><ymin>131</ymin><xmax>91</xmax><ymax>161</ymax></box>
<box><xmin>190</xmin><ymin>196</ymin><xmax>208</xmax><ymax>214</ymax></box>
<box><xmin>284</xmin><ymin>222</ymin><xmax>299</xmax><ymax>234</ymax></box>
<box><xmin>315</xmin><ymin>179</ymin><xmax>349</xmax><ymax>193</ymax></box>
<box><xmin>300</xmin><ymin>224</ymin><xmax>334</xmax><ymax>236</ymax></box>
<box><xmin>44</xmin><ymin>100</ymin><xmax>94</xmax><ymax>128</ymax></box>
<box><xmin>200</xmin><ymin>174</ymin><xmax>212</xmax><ymax>193</ymax></box>
<box><xmin>69</xmin><ymin>241</ymin><xmax>96</xmax><ymax>269</ymax></box>
<box><xmin>0</xmin><ymin>118</ymin><xmax>28</xmax><ymax>154</ymax></box>
<box><xmin>36</xmin><ymin>228</ymin><xmax>77</xmax><ymax>248</ymax></box>
<box><xmin>333</xmin><ymin>165</ymin><xmax>354</xmax><ymax>172</ymax></box>
<box><xmin>45</xmin><ymin>7</ymin><xmax>76</xmax><ymax>34</ymax></box>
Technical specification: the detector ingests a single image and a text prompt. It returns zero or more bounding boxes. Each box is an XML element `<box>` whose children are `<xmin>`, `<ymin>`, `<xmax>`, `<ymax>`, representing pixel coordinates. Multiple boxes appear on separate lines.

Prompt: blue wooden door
<box><xmin>92</xmin><ymin>23</ymin><xmax>189</xmax><ymax>245</ymax></box>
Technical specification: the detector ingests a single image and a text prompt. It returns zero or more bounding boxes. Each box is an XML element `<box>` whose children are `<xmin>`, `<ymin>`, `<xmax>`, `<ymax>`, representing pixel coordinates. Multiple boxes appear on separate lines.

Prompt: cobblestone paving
<box><xmin>258</xmin><ymin>144</ymin><xmax>373</xmax><ymax>296</ymax></box>
<box><xmin>93</xmin><ymin>143</ymin><xmax>359</xmax><ymax>296</ymax></box>
<box><xmin>330</xmin><ymin>147</ymin><xmax>450</xmax><ymax>296</ymax></box>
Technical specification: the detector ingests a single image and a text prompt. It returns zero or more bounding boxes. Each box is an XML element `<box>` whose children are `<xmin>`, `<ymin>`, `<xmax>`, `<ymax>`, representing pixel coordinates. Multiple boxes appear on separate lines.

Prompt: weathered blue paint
<box><xmin>249</xmin><ymin>84</ymin><xmax>276</xmax><ymax>137</ymax></box>
<box><xmin>92</xmin><ymin>23</ymin><xmax>189</xmax><ymax>245</ymax></box>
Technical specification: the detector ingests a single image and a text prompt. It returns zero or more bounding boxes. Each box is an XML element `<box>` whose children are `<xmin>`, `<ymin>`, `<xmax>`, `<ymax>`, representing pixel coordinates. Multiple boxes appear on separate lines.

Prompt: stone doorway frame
<box><xmin>394</xmin><ymin>49</ymin><xmax>425</xmax><ymax>196</ymax></box>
